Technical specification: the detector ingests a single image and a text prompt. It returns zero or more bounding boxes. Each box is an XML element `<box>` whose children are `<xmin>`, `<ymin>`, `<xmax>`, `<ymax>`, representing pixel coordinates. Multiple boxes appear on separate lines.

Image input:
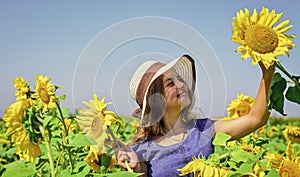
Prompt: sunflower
<box><xmin>3</xmin><ymin>100</ymin><xmax>41</xmax><ymax>162</ymax></box>
<box><xmin>61</xmin><ymin>118</ymin><xmax>78</xmax><ymax>138</ymax></box>
<box><xmin>85</xmin><ymin>145</ymin><xmax>102</xmax><ymax>172</ymax></box>
<box><xmin>76</xmin><ymin>94</ymin><xmax>117</xmax><ymax>153</ymax></box>
<box><xmin>283</xmin><ymin>126</ymin><xmax>300</xmax><ymax>143</ymax></box>
<box><xmin>178</xmin><ymin>156</ymin><xmax>231</xmax><ymax>177</ymax></box>
<box><xmin>32</xmin><ymin>75</ymin><xmax>58</xmax><ymax>112</ymax></box>
<box><xmin>85</xmin><ymin>145</ymin><xmax>117</xmax><ymax>172</ymax></box>
<box><xmin>265</xmin><ymin>141</ymin><xmax>300</xmax><ymax>176</ymax></box>
<box><xmin>232</xmin><ymin>7</ymin><xmax>295</xmax><ymax>69</ymax></box>
<box><xmin>266</xmin><ymin>126</ymin><xmax>279</xmax><ymax>137</ymax></box>
<box><xmin>240</xmin><ymin>143</ymin><xmax>263</xmax><ymax>155</ymax></box>
<box><xmin>279</xmin><ymin>160</ymin><xmax>300</xmax><ymax>177</ymax></box>
<box><xmin>13</xmin><ymin>77</ymin><xmax>30</xmax><ymax>101</ymax></box>
<box><xmin>225</xmin><ymin>94</ymin><xmax>254</xmax><ymax>119</ymax></box>
<box><xmin>264</xmin><ymin>152</ymin><xmax>284</xmax><ymax>169</ymax></box>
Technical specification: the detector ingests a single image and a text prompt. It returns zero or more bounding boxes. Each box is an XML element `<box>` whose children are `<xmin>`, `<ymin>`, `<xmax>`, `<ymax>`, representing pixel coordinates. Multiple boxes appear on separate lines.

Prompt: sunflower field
<box><xmin>1</xmin><ymin>6</ymin><xmax>300</xmax><ymax>177</ymax></box>
<box><xmin>0</xmin><ymin>76</ymin><xmax>142</xmax><ymax>177</ymax></box>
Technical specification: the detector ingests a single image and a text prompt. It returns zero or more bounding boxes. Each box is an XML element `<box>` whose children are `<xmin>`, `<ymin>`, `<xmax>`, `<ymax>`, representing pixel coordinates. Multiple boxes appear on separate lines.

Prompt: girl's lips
<box><xmin>177</xmin><ymin>92</ymin><xmax>187</xmax><ymax>97</ymax></box>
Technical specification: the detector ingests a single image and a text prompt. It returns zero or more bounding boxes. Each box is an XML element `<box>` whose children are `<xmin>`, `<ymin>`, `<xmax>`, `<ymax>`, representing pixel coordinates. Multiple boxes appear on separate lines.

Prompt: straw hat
<box><xmin>129</xmin><ymin>54</ymin><xmax>196</xmax><ymax>124</ymax></box>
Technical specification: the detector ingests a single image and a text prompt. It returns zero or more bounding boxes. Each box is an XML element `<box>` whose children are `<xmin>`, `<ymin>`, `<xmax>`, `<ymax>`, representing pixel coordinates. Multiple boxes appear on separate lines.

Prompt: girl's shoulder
<box><xmin>193</xmin><ymin>118</ymin><xmax>215</xmax><ymax>132</ymax></box>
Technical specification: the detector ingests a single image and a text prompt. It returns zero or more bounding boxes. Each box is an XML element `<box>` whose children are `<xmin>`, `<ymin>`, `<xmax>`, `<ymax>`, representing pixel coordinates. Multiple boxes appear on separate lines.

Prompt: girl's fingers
<box><xmin>118</xmin><ymin>154</ymin><xmax>129</xmax><ymax>162</ymax></box>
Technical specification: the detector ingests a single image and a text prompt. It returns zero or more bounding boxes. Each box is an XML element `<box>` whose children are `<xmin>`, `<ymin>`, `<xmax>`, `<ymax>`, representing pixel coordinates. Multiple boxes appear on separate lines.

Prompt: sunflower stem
<box><xmin>39</xmin><ymin>126</ymin><xmax>55</xmax><ymax>177</ymax></box>
<box><xmin>216</xmin><ymin>152</ymin><xmax>230</xmax><ymax>161</ymax></box>
<box><xmin>56</xmin><ymin>102</ymin><xmax>69</xmax><ymax>137</ymax></box>
<box><xmin>274</xmin><ymin>62</ymin><xmax>299</xmax><ymax>85</ymax></box>
<box><xmin>55</xmin><ymin>102</ymin><xmax>74</xmax><ymax>171</ymax></box>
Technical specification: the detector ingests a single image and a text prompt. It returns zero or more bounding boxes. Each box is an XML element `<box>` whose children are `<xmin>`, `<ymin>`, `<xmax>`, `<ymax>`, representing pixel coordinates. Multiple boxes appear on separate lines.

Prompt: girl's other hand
<box><xmin>113</xmin><ymin>141</ymin><xmax>139</xmax><ymax>170</ymax></box>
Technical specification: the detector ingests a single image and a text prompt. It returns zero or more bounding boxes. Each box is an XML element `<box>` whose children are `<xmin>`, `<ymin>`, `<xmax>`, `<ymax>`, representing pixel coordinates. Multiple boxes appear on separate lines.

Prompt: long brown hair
<box><xmin>131</xmin><ymin>75</ymin><xmax>194</xmax><ymax>143</ymax></box>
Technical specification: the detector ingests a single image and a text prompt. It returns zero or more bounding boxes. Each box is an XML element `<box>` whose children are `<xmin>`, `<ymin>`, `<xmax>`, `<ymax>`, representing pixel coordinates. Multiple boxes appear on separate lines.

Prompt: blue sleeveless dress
<box><xmin>130</xmin><ymin>118</ymin><xmax>215</xmax><ymax>177</ymax></box>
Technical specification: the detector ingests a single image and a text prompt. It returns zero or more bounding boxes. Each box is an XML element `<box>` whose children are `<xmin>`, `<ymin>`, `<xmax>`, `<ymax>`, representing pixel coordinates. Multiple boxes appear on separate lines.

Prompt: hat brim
<box><xmin>140</xmin><ymin>54</ymin><xmax>196</xmax><ymax>124</ymax></box>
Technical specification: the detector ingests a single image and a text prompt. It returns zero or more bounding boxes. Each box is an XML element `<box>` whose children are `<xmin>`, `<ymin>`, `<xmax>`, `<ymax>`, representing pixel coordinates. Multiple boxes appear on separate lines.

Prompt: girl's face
<box><xmin>162</xmin><ymin>69</ymin><xmax>191</xmax><ymax>111</ymax></box>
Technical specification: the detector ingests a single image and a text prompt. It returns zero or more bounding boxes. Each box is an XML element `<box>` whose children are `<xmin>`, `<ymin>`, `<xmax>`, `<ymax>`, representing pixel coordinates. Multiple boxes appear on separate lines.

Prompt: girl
<box><xmin>114</xmin><ymin>54</ymin><xmax>274</xmax><ymax>176</ymax></box>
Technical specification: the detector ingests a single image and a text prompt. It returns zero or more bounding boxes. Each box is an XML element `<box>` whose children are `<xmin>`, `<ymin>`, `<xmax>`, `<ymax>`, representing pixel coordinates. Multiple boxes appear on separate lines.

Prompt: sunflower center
<box><xmin>279</xmin><ymin>161</ymin><xmax>298</xmax><ymax>177</ymax></box>
<box><xmin>39</xmin><ymin>88</ymin><xmax>50</xmax><ymax>103</ymax></box>
<box><xmin>236</xmin><ymin>102</ymin><xmax>251</xmax><ymax>117</ymax></box>
<box><xmin>245</xmin><ymin>24</ymin><xmax>278</xmax><ymax>54</ymax></box>
<box><xmin>91</xmin><ymin>117</ymin><xmax>103</xmax><ymax>137</ymax></box>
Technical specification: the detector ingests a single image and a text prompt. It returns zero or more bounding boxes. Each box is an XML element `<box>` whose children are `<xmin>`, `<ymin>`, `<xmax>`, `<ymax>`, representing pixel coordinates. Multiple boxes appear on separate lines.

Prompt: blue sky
<box><xmin>1</xmin><ymin>0</ymin><xmax>300</xmax><ymax>118</ymax></box>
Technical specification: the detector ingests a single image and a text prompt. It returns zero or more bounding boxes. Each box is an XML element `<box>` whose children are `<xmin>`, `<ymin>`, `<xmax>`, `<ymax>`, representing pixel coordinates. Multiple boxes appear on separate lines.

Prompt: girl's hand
<box><xmin>259</xmin><ymin>62</ymin><xmax>275</xmax><ymax>79</ymax></box>
<box><xmin>113</xmin><ymin>141</ymin><xmax>139</xmax><ymax>170</ymax></box>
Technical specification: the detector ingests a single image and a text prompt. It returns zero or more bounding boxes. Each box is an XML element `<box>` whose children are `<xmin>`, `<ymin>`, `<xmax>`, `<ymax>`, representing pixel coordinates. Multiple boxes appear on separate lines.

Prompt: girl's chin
<box><xmin>180</xmin><ymin>99</ymin><xmax>191</xmax><ymax>109</ymax></box>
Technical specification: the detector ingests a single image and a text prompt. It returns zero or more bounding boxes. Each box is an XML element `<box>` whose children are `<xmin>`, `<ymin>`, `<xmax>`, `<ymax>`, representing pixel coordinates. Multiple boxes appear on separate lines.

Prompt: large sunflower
<box><xmin>265</xmin><ymin>141</ymin><xmax>300</xmax><ymax>177</ymax></box>
<box><xmin>32</xmin><ymin>75</ymin><xmax>58</xmax><ymax>112</ymax></box>
<box><xmin>178</xmin><ymin>156</ymin><xmax>231</xmax><ymax>177</ymax></box>
<box><xmin>224</xmin><ymin>93</ymin><xmax>254</xmax><ymax>120</ymax></box>
<box><xmin>3</xmin><ymin>100</ymin><xmax>41</xmax><ymax>162</ymax></box>
<box><xmin>177</xmin><ymin>157</ymin><xmax>231</xmax><ymax>177</ymax></box>
<box><xmin>76</xmin><ymin>94</ymin><xmax>117</xmax><ymax>153</ymax></box>
<box><xmin>232</xmin><ymin>7</ymin><xmax>295</xmax><ymax>69</ymax></box>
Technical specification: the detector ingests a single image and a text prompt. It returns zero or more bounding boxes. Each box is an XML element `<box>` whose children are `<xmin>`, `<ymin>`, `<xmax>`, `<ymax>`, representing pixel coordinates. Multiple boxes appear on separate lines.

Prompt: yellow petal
<box><xmin>274</xmin><ymin>20</ymin><xmax>290</xmax><ymax>31</ymax></box>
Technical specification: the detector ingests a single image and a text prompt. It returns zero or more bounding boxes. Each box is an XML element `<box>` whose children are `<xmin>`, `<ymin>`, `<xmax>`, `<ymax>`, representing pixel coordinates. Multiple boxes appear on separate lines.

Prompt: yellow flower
<box><xmin>85</xmin><ymin>145</ymin><xmax>117</xmax><ymax>172</ymax></box>
<box><xmin>76</xmin><ymin>95</ymin><xmax>117</xmax><ymax>152</ymax></box>
<box><xmin>253</xmin><ymin>163</ymin><xmax>267</xmax><ymax>177</ymax></box>
<box><xmin>266</xmin><ymin>126</ymin><xmax>279</xmax><ymax>137</ymax></box>
<box><xmin>103</xmin><ymin>110</ymin><xmax>117</xmax><ymax>126</ymax></box>
<box><xmin>283</xmin><ymin>126</ymin><xmax>300</xmax><ymax>143</ymax></box>
<box><xmin>232</xmin><ymin>7</ymin><xmax>295</xmax><ymax>69</ymax></box>
<box><xmin>85</xmin><ymin>145</ymin><xmax>102</xmax><ymax>172</ymax></box>
<box><xmin>279</xmin><ymin>160</ymin><xmax>300</xmax><ymax>177</ymax></box>
<box><xmin>226</xmin><ymin>140</ymin><xmax>237</xmax><ymax>147</ymax></box>
<box><xmin>225</xmin><ymin>94</ymin><xmax>254</xmax><ymax>119</ymax></box>
<box><xmin>264</xmin><ymin>152</ymin><xmax>284</xmax><ymax>169</ymax></box>
<box><xmin>0</xmin><ymin>138</ymin><xmax>10</xmax><ymax>144</ymax></box>
<box><xmin>0</xmin><ymin>158</ymin><xmax>7</xmax><ymax>163</ymax></box>
<box><xmin>3</xmin><ymin>100</ymin><xmax>41</xmax><ymax>162</ymax></box>
<box><xmin>240</xmin><ymin>143</ymin><xmax>262</xmax><ymax>155</ymax></box>
<box><xmin>177</xmin><ymin>156</ymin><xmax>231</xmax><ymax>177</ymax></box>
<box><xmin>265</xmin><ymin>141</ymin><xmax>300</xmax><ymax>176</ymax></box>
<box><xmin>13</xmin><ymin>77</ymin><xmax>30</xmax><ymax>101</ymax></box>
<box><xmin>32</xmin><ymin>75</ymin><xmax>58</xmax><ymax>112</ymax></box>
<box><xmin>61</xmin><ymin>118</ymin><xmax>78</xmax><ymax>138</ymax></box>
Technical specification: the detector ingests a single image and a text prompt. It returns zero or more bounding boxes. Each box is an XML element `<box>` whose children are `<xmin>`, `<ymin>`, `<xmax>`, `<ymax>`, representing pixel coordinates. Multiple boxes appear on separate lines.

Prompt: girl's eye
<box><xmin>167</xmin><ymin>81</ymin><xmax>174</xmax><ymax>87</ymax></box>
<box><xmin>177</xmin><ymin>76</ymin><xmax>184</xmax><ymax>82</ymax></box>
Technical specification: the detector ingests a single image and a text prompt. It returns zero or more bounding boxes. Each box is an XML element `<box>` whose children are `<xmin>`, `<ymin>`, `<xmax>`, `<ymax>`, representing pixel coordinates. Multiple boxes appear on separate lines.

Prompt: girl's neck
<box><xmin>162</xmin><ymin>111</ymin><xmax>186</xmax><ymax>134</ymax></box>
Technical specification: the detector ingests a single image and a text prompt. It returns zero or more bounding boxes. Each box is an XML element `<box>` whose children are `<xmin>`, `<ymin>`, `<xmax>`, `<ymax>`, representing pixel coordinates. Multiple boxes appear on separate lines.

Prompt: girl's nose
<box><xmin>175</xmin><ymin>79</ymin><xmax>184</xmax><ymax>89</ymax></box>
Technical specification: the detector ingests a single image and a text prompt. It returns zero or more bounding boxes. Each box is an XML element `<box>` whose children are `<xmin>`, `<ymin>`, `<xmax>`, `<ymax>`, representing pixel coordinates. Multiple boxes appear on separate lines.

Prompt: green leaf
<box><xmin>230</xmin><ymin>147</ymin><xmax>252</xmax><ymax>163</ymax></box>
<box><xmin>227</xmin><ymin>172</ymin><xmax>242</xmax><ymax>177</ymax></box>
<box><xmin>2</xmin><ymin>161</ymin><xmax>36</xmax><ymax>177</ymax></box>
<box><xmin>66</xmin><ymin>134</ymin><xmax>97</xmax><ymax>147</ymax></box>
<box><xmin>61</xmin><ymin>108</ymin><xmax>70</xmax><ymax>117</ymax></box>
<box><xmin>212</xmin><ymin>132</ymin><xmax>232</xmax><ymax>146</ymax></box>
<box><xmin>71</xmin><ymin>165</ymin><xmax>90</xmax><ymax>177</ymax></box>
<box><xmin>73</xmin><ymin>161</ymin><xmax>88</xmax><ymax>173</ymax></box>
<box><xmin>252</xmin><ymin>151</ymin><xmax>264</xmax><ymax>161</ymax></box>
<box><xmin>285</xmin><ymin>84</ymin><xmax>300</xmax><ymax>104</ymax></box>
<box><xmin>265</xmin><ymin>168</ymin><xmax>280</xmax><ymax>177</ymax></box>
<box><xmin>101</xmin><ymin>153</ymin><xmax>112</xmax><ymax>169</ymax></box>
<box><xmin>259</xmin><ymin>159</ymin><xmax>270</xmax><ymax>169</ymax></box>
<box><xmin>60</xmin><ymin>94</ymin><xmax>67</xmax><ymax>100</ymax></box>
<box><xmin>59</xmin><ymin>169</ymin><xmax>72</xmax><ymax>177</ymax></box>
<box><xmin>227</xmin><ymin>161</ymin><xmax>237</xmax><ymax>170</ymax></box>
<box><xmin>42</xmin><ymin>115</ymin><xmax>53</xmax><ymax>127</ymax></box>
<box><xmin>268</xmin><ymin>72</ymin><xmax>287</xmax><ymax>116</ymax></box>
<box><xmin>236</xmin><ymin>161</ymin><xmax>255</xmax><ymax>174</ymax></box>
